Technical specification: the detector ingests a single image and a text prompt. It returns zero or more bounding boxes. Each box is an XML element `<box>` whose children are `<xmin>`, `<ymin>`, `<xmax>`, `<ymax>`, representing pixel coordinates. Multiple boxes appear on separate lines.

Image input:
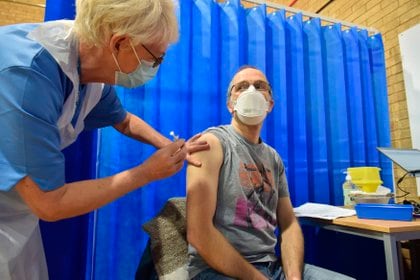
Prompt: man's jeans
<box><xmin>192</xmin><ymin>262</ymin><xmax>356</xmax><ymax>280</ymax></box>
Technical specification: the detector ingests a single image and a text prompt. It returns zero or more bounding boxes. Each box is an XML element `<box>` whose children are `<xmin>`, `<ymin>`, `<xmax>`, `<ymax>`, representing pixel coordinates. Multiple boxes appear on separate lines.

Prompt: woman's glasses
<box><xmin>141</xmin><ymin>44</ymin><xmax>164</xmax><ymax>68</ymax></box>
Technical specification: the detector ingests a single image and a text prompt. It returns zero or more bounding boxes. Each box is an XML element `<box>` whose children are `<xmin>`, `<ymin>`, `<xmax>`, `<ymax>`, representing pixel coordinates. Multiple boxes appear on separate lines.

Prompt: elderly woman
<box><xmin>0</xmin><ymin>0</ymin><xmax>208</xmax><ymax>279</ymax></box>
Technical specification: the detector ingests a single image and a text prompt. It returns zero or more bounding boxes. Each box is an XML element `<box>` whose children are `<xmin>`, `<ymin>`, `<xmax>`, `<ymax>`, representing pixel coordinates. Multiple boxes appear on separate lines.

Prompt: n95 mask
<box><xmin>232</xmin><ymin>86</ymin><xmax>269</xmax><ymax>125</ymax></box>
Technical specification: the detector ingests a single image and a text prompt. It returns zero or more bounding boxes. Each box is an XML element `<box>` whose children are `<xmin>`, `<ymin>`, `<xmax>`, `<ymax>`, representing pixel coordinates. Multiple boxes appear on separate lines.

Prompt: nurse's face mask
<box><xmin>231</xmin><ymin>80</ymin><xmax>271</xmax><ymax>125</ymax></box>
<box><xmin>112</xmin><ymin>40</ymin><xmax>161</xmax><ymax>88</ymax></box>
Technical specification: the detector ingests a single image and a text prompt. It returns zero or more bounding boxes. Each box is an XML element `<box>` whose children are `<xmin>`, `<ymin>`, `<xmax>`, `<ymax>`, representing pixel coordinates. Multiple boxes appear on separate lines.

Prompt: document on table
<box><xmin>293</xmin><ymin>202</ymin><xmax>356</xmax><ymax>220</ymax></box>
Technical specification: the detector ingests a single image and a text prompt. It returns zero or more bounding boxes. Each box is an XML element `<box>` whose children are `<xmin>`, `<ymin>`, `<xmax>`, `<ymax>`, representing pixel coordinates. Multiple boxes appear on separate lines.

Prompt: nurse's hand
<box><xmin>142</xmin><ymin>139</ymin><xmax>187</xmax><ymax>181</ymax></box>
<box><xmin>185</xmin><ymin>133</ymin><xmax>210</xmax><ymax>167</ymax></box>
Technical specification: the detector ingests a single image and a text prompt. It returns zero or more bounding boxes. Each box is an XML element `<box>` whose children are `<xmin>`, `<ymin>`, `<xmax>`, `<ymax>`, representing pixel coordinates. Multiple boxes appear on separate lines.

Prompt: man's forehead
<box><xmin>233</xmin><ymin>68</ymin><xmax>267</xmax><ymax>83</ymax></box>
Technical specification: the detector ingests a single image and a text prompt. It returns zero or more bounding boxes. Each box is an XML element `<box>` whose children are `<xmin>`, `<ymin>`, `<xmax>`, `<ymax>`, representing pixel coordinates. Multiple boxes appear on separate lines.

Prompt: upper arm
<box><xmin>112</xmin><ymin>112</ymin><xmax>131</xmax><ymax>135</ymax></box>
<box><xmin>186</xmin><ymin>133</ymin><xmax>223</xmax><ymax>234</ymax></box>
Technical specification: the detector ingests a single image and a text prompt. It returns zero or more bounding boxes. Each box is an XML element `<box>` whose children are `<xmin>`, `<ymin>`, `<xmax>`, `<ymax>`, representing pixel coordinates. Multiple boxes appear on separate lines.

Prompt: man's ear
<box><xmin>227</xmin><ymin>98</ymin><xmax>234</xmax><ymax>114</ymax></box>
<box><xmin>109</xmin><ymin>35</ymin><xmax>130</xmax><ymax>53</ymax></box>
<box><xmin>267</xmin><ymin>99</ymin><xmax>274</xmax><ymax>113</ymax></box>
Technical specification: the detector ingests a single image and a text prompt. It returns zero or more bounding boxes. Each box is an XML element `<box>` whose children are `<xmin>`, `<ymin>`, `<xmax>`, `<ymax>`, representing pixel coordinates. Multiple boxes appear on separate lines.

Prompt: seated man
<box><xmin>186</xmin><ymin>66</ymin><xmax>354</xmax><ymax>280</ymax></box>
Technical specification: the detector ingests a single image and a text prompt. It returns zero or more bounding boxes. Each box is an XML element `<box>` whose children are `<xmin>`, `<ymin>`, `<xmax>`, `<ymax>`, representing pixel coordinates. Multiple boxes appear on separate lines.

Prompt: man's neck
<box><xmin>231</xmin><ymin>120</ymin><xmax>261</xmax><ymax>144</ymax></box>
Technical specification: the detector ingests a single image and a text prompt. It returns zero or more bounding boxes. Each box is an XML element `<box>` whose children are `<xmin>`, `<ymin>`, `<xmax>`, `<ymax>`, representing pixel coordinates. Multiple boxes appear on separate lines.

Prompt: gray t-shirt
<box><xmin>188</xmin><ymin>125</ymin><xmax>289</xmax><ymax>278</ymax></box>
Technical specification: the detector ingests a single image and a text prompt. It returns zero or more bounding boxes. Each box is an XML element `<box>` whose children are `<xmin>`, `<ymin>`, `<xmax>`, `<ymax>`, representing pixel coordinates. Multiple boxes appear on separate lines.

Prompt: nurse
<box><xmin>0</xmin><ymin>0</ymin><xmax>209</xmax><ymax>279</ymax></box>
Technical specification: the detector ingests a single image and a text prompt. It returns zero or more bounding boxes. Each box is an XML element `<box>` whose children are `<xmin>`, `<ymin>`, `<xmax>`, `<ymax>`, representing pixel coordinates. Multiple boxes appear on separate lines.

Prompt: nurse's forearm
<box><xmin>16</xmin><ymin>164</ymin><xmax>151</xmax><ymax>221</ymax></box>
<box><xmin>113</xmin><ymin>112</ymin><xmax>171</xmax><ymax>148</ymax></box>
<box><xmin>15</xmin><ymin>140</ymin><xmax>187</xmax><ymax>221</ymax></box>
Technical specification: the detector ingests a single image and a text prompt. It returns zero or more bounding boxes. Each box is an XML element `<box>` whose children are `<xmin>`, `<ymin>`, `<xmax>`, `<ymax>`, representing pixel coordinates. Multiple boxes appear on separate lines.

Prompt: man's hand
<box><xmin>184</xmin><ymin>133</ymin><xmax>210</xmax><ymax>167</ymax></box>
<box><xmin>142</xmin><ymin>139</ymin><xmax>187</xmax><ymax>181</ymax></box>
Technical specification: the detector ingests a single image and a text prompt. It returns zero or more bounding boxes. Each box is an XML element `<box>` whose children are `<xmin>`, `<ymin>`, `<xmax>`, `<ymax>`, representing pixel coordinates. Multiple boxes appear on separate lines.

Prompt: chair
<box><xmin>136</xmin><ymin>197</ymin><xmax>188</xmax><ymax>280</ymax></box>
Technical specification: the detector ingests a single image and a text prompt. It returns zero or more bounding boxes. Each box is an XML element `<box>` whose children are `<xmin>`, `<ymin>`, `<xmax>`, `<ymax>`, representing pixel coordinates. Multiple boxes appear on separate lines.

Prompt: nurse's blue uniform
<box><xmin>0</xmin><ymin>20</ymin><xmax>127</xmax><ymax>279</ymax></box>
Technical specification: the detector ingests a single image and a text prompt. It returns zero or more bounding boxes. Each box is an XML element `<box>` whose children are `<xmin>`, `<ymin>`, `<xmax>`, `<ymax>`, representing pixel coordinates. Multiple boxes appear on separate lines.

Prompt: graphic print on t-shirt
<box><xmin>234</xmin><ymin>161</ymin><xmax>276</xmax><ymax>230</ymax></box>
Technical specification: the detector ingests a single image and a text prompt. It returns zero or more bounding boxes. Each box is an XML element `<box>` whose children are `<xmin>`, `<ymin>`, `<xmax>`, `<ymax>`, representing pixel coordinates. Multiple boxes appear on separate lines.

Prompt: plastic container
<box><xmin>350</xmin><ymin>193</ymin><xmax>391</xmax><ymax>204</ymax></box>
<box><xmin>347</xmin><ymin>167</ymin><xmax>382</xmax><ymax>193</ymax></box>
<box><xmin>342</xmin><ymin>174</ymin><xmax>356</xmax><ymax>206</ymax></box>
<box><xmin>355</xmin><ymin>204</ymin><xmax>413</xmax><ymax>221</ymax></box>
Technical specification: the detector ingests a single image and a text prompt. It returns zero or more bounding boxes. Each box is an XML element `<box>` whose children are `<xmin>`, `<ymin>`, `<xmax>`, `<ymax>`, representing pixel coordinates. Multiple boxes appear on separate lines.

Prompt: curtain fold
<box><xmin>368</xmin><ymin>34</ymin><xmax>392</xmax><ymax>188</ymax></box>
<box><xmin>219</xmin><ymin>0</ymin><xmax>242</xmax><ymax>123</ymax></box>
<box><xmin>343</xmin><ymin>28</ymin><xmax>367</xmax><ymax>167</ymax></box>
<box><xmin>42</xmin><ymin>1</ymin><xmax>392</xmax><ymax>279</ymax></box>
<box><xmin>359</xmin><ymin>30</ymin><xmax>381</xmax><ymax>166</ymax></box>
<box><xmin>303</xmin><ymin>18</ymin><xmax>330</xmax><ymax>203</ymax></box>
<box><xmin>266</xmin><ymin>10</ymin><xmax>288</xmax><ymax>174</ymax></box>
<box><xmin>322</xmin><ymin>24</ymin><xmax>351</xmax><ymax>205</ymax></box>
<box><xmin>285</xmin><ymin>13</ymin><xmax>309</xmax><ymax>205</ymax></box>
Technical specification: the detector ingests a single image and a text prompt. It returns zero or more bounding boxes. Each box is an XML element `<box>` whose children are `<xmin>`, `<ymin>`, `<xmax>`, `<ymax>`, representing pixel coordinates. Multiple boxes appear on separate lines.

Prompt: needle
<box><xmin>169</xmin><ymin>131</ymin><xmax>183</xmax><ymax>156</ymax></box>
<box><xmin>169</xmin><ymin>131</ymin><xmax>179</xmax><ymax>141</ymax></box>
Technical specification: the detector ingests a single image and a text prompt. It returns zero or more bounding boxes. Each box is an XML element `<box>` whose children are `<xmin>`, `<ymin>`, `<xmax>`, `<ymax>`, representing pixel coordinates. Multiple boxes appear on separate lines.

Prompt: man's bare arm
<box><xmin>277</xmin><ymin>197</ymin><xmax>304</xmax><ymax>280</ymax></box>
<box><xmin>186</xmin><ymin>133</ymin><xmax>266</xmax><ymax>280</ymax></box>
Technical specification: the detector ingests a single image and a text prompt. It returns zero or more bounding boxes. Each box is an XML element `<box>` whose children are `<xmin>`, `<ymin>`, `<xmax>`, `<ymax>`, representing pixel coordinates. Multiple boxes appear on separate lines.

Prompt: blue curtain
<box><xmin>43</xmin><ymin>0</ymin><xmax>391</xmax><ymax>279</ymax></box>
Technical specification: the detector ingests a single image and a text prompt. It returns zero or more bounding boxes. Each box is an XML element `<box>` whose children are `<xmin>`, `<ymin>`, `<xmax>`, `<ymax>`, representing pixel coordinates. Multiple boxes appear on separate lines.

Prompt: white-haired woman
<box><xmin>0</xmin><ymin>0</ymin><xmax>208</xmax><ymax>279</ymax></box>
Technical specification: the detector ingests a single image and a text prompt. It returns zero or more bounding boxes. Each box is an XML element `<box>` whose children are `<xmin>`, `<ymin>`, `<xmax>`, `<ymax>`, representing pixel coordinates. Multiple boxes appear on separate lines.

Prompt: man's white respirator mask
<box><xmin>232</xmin><ymin>85</ymin><xmax>270</xmax><ymax>125</ymax></box>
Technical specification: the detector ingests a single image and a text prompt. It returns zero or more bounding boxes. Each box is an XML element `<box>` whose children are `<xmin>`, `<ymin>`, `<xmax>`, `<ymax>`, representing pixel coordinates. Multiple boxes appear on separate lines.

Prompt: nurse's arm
<box><xmin>113</xmin><ymin>112</ymin><xmax>171</xmax><ymax>148</ymax></box>
<box><xmin>113</xmin><ymin>112</ymin><xmax>210</xmax><ymax>167</ymax></box>
<box><xmin>14</xmin><ymin>139</ymin><xmax>187</xmax><ymax>222</ymax></box>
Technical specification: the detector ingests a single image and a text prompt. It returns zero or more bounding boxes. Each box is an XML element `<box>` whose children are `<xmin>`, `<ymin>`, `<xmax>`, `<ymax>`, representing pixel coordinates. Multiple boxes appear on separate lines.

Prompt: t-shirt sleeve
<box><xmin>83</xmin><ymin>85</ymin><xmax>127</xmax><ymax>130</ymax></box>
<box><xmin>0</xmin><ymin>67</ymin><xmax>65</xmax><ymax>191</ymax></box>
<box><xmin>275</xmin><ymin>152</ymin><xmax>289</xmax><ymax>198</ymax></box>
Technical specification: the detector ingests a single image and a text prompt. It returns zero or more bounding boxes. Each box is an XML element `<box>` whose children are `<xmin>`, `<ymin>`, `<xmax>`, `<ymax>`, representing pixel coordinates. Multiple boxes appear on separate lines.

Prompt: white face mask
<box><xmin>232</xmin><ymin>85</ymin><xmax>270</xmax><ymax>125</ymax></box>
<box><xmin>112</xmin><ymin>40</ymin><xmax>159</xmax><ymax>88</ymax></box>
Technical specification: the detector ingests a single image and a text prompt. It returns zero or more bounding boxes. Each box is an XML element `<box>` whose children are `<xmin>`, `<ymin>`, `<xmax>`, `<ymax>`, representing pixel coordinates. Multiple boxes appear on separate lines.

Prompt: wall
<box><xmin>247</xmin><ymin>0</ymin><xmax>420</xmax><ymax>200</ymax></box>
<box><xmin>0</xmin><ymin>0</ymin><xmax>45</xmax><ymax>26</ymax></box>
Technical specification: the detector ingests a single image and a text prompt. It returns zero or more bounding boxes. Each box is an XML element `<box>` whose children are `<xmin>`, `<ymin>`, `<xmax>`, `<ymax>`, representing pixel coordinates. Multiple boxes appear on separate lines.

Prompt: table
<box><xmin>300</xmin><ymin>215</ymin><xmax>420</xmax><ymax>280</ymax></box>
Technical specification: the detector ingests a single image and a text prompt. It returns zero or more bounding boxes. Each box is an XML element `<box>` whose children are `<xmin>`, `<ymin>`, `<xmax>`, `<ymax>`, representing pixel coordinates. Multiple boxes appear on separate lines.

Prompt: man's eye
<box><xmin>255</xmin><ymin>81</ymin><xmax>268</xmax><ymax>91</ymax></box>
<box><xmin>236</xmin><ymin>82</ymin><xmax>249</xmax><ymax>91</ymax></box>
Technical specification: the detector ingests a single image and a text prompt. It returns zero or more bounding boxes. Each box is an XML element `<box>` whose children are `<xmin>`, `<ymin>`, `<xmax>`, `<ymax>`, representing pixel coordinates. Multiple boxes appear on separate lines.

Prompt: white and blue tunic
<box><xmin>0</xmin><ymin>21</ymin><xmax>126</xmax><ymax>279</ymax></box>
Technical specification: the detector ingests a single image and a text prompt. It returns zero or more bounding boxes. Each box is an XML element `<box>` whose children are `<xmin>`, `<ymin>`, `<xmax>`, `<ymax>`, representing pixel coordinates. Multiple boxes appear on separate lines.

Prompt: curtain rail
<box><xmin>243</xmin><ymin>0</ymin><xmax>379</xmax><ymax>34</ymax></box>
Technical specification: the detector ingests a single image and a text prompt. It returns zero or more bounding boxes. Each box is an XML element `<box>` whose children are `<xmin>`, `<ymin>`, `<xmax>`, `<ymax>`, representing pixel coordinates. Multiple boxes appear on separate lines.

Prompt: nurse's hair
<box><xmin>73</xmin><ymin>0</ymin><xmax>179</xmax><ymax>47</ymax></box>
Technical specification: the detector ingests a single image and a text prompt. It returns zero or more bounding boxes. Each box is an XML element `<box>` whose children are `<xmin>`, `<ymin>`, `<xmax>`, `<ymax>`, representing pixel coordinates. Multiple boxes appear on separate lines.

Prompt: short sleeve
<box><xmin>0</xmin><ymin>66</ymin><xmax>65</xmax><ymax>191</ymax></box>
<box><xmin>83</xmin><ymin>85</ymin><xmax>127</xmax><ymax>130</ymax></box>
<box><xmin>275</xmin><ymin>152</ymin><xmax>289</xmax><ymax>198</ymax></box>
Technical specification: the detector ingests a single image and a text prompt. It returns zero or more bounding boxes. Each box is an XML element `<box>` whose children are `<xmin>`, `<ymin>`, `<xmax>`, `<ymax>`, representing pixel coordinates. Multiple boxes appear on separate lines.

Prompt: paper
<box><xmin>293</xmin><ymin>202</ymin><xmax>356</xmax><ymax>220</ymax></box>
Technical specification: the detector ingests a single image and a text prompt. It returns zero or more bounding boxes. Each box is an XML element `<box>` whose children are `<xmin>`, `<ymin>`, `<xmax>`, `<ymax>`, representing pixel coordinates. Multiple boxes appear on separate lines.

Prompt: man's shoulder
<box><xmin>203</xmin><ymin>124</ymin><xmax>230</xmax><ymax>134</ymax></box>
<box><xmin>199</xmin><ymin>131</ymin><xmax>221</xmax><ymax>145</ymax></box>
<box><xmin>202</xmin><ymin>125</ymin><xmax>231</xmax><ymax>141</ymax></box>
